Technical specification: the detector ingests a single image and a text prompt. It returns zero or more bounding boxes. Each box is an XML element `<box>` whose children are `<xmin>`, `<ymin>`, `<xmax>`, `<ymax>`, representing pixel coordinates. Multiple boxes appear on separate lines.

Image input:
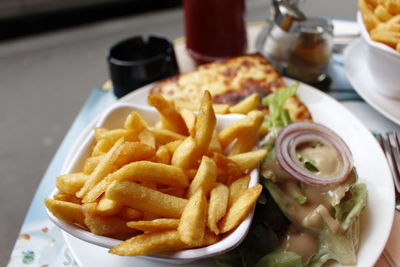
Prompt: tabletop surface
<box><xmin>3</xmin><ymin>0</ymin><xmax>399</xmax><ymax>265</ymax></box>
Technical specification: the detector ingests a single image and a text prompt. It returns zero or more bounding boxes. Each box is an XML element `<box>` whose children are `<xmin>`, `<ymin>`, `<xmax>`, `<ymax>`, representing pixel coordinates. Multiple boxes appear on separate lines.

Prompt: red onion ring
<box><xmin>275</xmin><ymin>122</ymin><xmax>353</xmax><ymax>186</ymax></box>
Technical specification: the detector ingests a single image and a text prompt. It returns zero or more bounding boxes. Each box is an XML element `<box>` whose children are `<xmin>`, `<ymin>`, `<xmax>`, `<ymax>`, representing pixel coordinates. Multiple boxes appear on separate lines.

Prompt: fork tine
<box><xmin>386</xmin><ymin>132</ymin><xmax>400</xmax><ymax>194</ymax></box>
<box><xmin>378</xmin><ymin>133</ymin><xmax>385</xmax><ymax>151</ymax></box>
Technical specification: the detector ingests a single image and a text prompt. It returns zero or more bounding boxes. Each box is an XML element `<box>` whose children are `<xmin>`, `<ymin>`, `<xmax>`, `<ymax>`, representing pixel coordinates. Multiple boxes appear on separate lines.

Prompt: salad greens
<box><xmin>261</xmin><ymin>83</ymin><xmax>297</xmax><ymax>134</ymax></box>
<box><xmin>213</xmin><ymin>85</ymin><xmax>367</xmax><ymax>267</ymax></box>
<box><xmin>254</xmin><ymin>251</ymin><xmax>304</xmax><ymax>267</ymax></box>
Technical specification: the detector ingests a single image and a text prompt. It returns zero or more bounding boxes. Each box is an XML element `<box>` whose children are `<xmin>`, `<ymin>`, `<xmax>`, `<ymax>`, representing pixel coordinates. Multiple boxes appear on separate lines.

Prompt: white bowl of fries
<box><xmin>45</xmin><ymin>91</ymin><xmax>266</xmax><ymax>264</ymax></box>
<box><xmin>357</xmin><ymin>0</ymin><xmax>400</xmax><ymax>99</ymax></box>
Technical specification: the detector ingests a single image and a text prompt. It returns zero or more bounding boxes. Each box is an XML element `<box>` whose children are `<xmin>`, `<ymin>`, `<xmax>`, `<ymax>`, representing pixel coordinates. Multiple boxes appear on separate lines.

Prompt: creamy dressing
<box><xmin>278</xmin><ymin>180</ymin><xmax>338</xmax><ymax>230</ymax></box>
<box><xmin>274</xmin><ymin>169</ymin><xmax>356</xmax><ymax>263</ymax></box>
<box><xmin>281</xmin><ymin>225</ymin><xmax>320</xmax><ymax>264</ymax></box>
<box><xmin>296</xmin><ymin>142</ymin><xmax>342</xmax><ymax>177</ymax></box>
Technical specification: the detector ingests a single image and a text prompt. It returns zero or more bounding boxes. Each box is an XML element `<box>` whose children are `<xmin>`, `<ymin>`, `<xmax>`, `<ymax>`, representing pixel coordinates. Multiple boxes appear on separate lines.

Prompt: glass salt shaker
<box><xmin>256</xmin><ymin>1</ymin><xmax>305</xmax><ymax>72</ymax></box>
<box><xmin>286</xmin><ymin>18</ymin><xmax>334</xmax><ymax>84</ymax></box>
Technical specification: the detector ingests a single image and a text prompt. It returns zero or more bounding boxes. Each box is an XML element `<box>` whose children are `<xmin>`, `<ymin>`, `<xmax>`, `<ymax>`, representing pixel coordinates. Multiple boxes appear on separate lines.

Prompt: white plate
<box><xmin>63</xmin><ymin>79</ymin><xmax>394</xmax><ymax>267</ymax></box>
<box><xmin>343</xmin><ymin>38</ymin><xmax>400</xmax><ymax>126</ymax></box>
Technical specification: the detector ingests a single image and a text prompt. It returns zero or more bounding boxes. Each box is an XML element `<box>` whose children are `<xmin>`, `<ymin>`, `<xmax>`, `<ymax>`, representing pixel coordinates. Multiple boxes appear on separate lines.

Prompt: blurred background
<box><xmin>0</xmin><ymin>0</ymin><xmax>181</xmax><ymax>40</ymax></box>
<box><xmin>0</xmin><ymin>0</ymin><xmax>357</xmax><ymax>265</ymax></box>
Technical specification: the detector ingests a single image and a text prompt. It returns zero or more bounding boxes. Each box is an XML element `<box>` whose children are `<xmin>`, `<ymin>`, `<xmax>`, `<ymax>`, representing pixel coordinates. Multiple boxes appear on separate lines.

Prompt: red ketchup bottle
<box><xmin>183</xmin><ymin>0</ymin><xmax>247</xmax><ymax>64</ymax></box>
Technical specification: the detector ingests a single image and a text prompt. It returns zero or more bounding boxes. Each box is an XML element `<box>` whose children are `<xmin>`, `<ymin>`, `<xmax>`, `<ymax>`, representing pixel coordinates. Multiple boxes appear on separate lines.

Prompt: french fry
<box><xmin>375</xmin><ymin>4</ymin><xmax>392</xmax><ymax>21</ymax></box>
<box><xmin>194</xmin><ymin>91</ymin><xmax>216</xmax><ymax>158</ymax></box>
<box><xmin>219</xmin><ymin>184</ymin><xmax>262</xmax><ymax>233</ymax></box>
<box><xmin>94</xmin><ymin>127</ymin><xmax>108</xmax><ymax>142</ymax></box>
<box><xmin>141</xmin><ymin>181</ymin><xmax>158</xmax><ymax>190</ymax></box>
<box><xmin>158</xmin><ymin>187</ymin><xmax>185</xmax><ymax>198</ymax></box>
<box><xmin>178</xmin><ymin>189</ymin><xmax>207</xmax><ymax>246</ymax></box>
<box><xmin>154</xmin><ymin>120</ymin><xmax>163</xmax><ymax>129</ymax></box>
<box><xmin>91</xmin><ymin>138</ymin><xmax>112</xmax><ymax>156</ymax></box>
<box><xmin>374</xmin><ymin>19</ymin><xmax>400</xmax><ymax>32</ymax></box>
<box><xmin>82</xmin><ymin>203</ymin><xmax>138</xmax><ymax>239</ymax></box>
<box><xmin>365</xmin><ymin>0</ymin><xmax>378</xmax><ymax>8</ymax></box>
<box><xmin>142</xmin><ymin>211</ymin><xmax>161</xmax><ymax>221</ymax></box>
<box><xmin>229</xmin><ymin>110</ymin><xmax>264</xmax><ymax>155</ymax></box>
<box><xmin>127</xmin><ymin>218</ymin><xmax>180</xmax><ymax>232</ymax></box>
<box><xmin>84</xmin><ymin>159</ymin><xmax>190</xmax><ymax>203</ymax></box>
<box><xmin>53</xmin><ymin>193</ymin><xmax>82</xmax><ymax>204</ymax></box>
<box><xmin>359</xmin><ymin>0</ymin><xmax>381</xmax><ymax>31</ymax></box>
<box><xmin>95</xmin><ymin>128</ymin><xmax>136</xmax><ymax>145</ymax></box>
<box><xmin>118</xmin><ymin>207</ymin><xmax>143</xmax><ymax>221</ymax></box>
<box><xmin>186</xmin><ymin>156</ymin><xmax>217</xmax><ymax>198</ymax></box>
<box><xmin>76</xmin><ymin>137</ymin><xmax>124</xmax><ymax>198</ymax></box>
<box><xmin>83</xmin><ymin>155</ymin><xmax>103</xmax><ymax>174</ymax></box>
<box><xmin>138</xmin><ymin>128</ymin><xmax>156</xmax><ymax>149</ymax></box>
<box><xmin>110</xmin><ymin>230</ymin><xmax>189</xmax><ymax>256</ymax></box>
<box><xmin>106</xmin><ymin>161</ymin><xmax>189</xmax><ymax>188</ymax></box>
<box><xmin>228</xmin><ymin>175</ymin><xmax>250</xmax><ymax>207</ymax></box>
<box><xmin>207</xmin><ymin>183</ymin><xmax>229</xmax><ymax>234</ymax></box>
<box><xmin>96</xmin><ymin>195</ymin><xmax>122</xmax><ymax>216</ymax></box>
<box><xmin>113</xmin><ymin>141</ymin><xmax>155</xmax><ymax>168</ymax></box>
<box><xmin>82</xmin><ymin>176</ymin><xmax>111</xmax><ymax>203</ymax></box>
<box><xmin>208</xmin><ymin>130</ymin><xmax>223</xmax><ymax>154</ymax></box>
<box><xmin>153</xmin><ymin>145</ymin><xmax>171</xmax><ymax>164</ymax></box>
<box><xmin>56</xmin><ymin>172</ymin><xmax>88</xmax><ymax>195</ymax></box>
<box><xmin>385</xmin><ymin>0</ymin><xmax>400</xmax><ymax>14</ymax></box>
<box><xmin>396</xmin><ymin>42</ymin><xmax>400</xmax><ymax>51</ymax></box>
<box><xmin>44</xmin><ymin>198</ymin><xmax>85</xmax><ymax>226</ymax></box>
<box><xmin>106</xmin><ymin>180</ymin><xmax>188</xmax><ymax>218</ymax></box>
<box><xmin>165</xmin><ymin>139</ymin><xmax>184</xmax><ymax>154</ymax></box>
<box><xmin>171</xmin><ymin>136</ymin><xmax>197</xmax><ymax>169</ymax></box>
<box><xmin>202</xmin><ymin>230</ymin><xmax>221</xmax><ymax>246</ymax></box>
<box><xmin>229</xmin><ymin>93</ymin><xmax>260</xmax><ymax>114</ymax></box>
<box><xmin>148</xmin><ymin>94</ymin><xmax>188</xmax><ymax>135</ymax></box>
<box><xmin>212</xmin><ymin>153</ymin><xmax>243</xmax><ymax>185</ymax></box>
<box><xmin>218</xmin><ymin>116</ymin><xmax>254</xmax><ymax>148</ymax></box>
<box><xmin>228</xmin><ymin>149</ymin><xmax>268</xmax><ymax>172</ymax></box>
<box><xmin>213</xmin><ymin>104</ymin><xmax>230</xmax><ymax>114</ymax></box>
<box><xmin>179</xmin><ymin>108</ymin><xmax>196</xmax><ymax>136</ymax></box>
<box><xmin>124</xmin><ymin>111</ymin><xmax>148</xmax><ymax>132</ymax></box>
<box><xmin>84</xmin><ymin>161</ymin><xmax>188</xmax><ymax>203</ymax></box>
<box><xmin>184</xmin><ymin>169</ymin><xmax>198</xmax><ymax>181</ymax></box>
<box><xmin>258</xmin><ymin>123</ymin><xmax>269</xmax><ymax>139</ymax></box>
<box><xmin>371</xmin><ymin>30</ymin><xmax>400</xmax><ymax>46</ymax></box>
<box><xmin>150</xmin><ymin>127</ymin><xmax>186</xmax><ymax>145</ymax></box>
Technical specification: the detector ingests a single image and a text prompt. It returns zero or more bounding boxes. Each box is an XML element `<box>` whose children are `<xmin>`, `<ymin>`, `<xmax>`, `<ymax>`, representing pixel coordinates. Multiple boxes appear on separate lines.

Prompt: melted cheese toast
<box><xmin>150</xmin><ymin>53</ymin><xmax>312</xmax><ymax>122</ymax></box>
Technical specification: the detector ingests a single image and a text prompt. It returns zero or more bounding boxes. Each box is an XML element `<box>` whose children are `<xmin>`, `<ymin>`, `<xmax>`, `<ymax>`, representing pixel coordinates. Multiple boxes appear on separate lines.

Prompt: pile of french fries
<box><xmin>178</xmin><ymin>92</ymin><xmax>261</xmax><ymax>115</ymax></box>
<box><xmin>359</xmin><ymin>0</ymin><xmax>400</xmax><ymax>51</ymax></box>
<box><xmin>45</xmin><ymin>90</ymin><xmax>267</xmax><ymax>256</ymax></box>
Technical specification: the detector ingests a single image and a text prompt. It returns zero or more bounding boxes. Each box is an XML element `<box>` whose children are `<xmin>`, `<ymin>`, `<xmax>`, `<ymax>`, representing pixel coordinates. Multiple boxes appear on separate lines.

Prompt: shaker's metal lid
<box><xmin>274</xmin><ymin>1</ymin><xmax>306</xmax><ymax>31</ymax></box>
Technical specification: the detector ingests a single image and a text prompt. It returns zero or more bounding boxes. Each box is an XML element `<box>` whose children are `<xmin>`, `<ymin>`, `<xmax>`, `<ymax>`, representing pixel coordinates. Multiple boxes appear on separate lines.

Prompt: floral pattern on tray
<box><xmin>8</xmin><ymin>219</ymin><xmax>79</xmax><ymax>267</ymax></box>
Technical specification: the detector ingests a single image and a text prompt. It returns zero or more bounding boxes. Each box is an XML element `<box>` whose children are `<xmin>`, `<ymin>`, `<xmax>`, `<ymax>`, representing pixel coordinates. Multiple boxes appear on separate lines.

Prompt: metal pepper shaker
<box><xmin>286</xmin><ymin>18</ymin><xmax>334</xmax><ymax>84</ymax></box>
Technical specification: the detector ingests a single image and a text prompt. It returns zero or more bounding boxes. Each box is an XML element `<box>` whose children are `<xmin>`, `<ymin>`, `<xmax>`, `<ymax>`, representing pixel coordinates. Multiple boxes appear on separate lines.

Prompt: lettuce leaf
<box><xmin>335</xmin><ymin>183</ymin><xmax>367</xmax><ymax>231</ymax></box>
<box><xmin>262</xmin><ymin>178</ymin><xmax>292</xmax><ymax>219</ymax></box>
<box><xmin>254</xmin><ymin>250</ymin><xmax>304</xmax><ymax>267</ymax></box>
<box><xmin>262</xmin><ymin>83</ymin><xmax>298</xmax><ymax>133</ymax></box>
<box><xmin>307</xmin><ymin>229</ymin><xmax>357</xmax><ymax>267</ymax></box>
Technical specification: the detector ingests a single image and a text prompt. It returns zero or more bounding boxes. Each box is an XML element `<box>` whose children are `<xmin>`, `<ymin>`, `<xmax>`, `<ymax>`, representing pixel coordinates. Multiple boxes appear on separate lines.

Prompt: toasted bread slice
<box><xmin>150</xmin><ymin>54</ymin><xmax>311</xmax><ymax>122</ymax></box>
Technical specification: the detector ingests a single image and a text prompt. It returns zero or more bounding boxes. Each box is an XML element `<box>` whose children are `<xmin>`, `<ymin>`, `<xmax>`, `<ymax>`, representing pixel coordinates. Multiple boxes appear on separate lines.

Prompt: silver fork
<box><xmin>377</xmin><ymin>131</ymin><xmax>400</xmax><ymax>211</ymax></box>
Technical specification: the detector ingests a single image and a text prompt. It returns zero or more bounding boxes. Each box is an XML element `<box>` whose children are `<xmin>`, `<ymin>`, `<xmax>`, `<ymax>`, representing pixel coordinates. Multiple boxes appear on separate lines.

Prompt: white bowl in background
<box><xmin>46</xmin><ymin>102</ymin><xmax>259</xmax><ymax>264</ymax></box>
<box><xmin>357</xmin><ymin>12</ymin><xmax>400</xmax><ymax>99</ymax></box>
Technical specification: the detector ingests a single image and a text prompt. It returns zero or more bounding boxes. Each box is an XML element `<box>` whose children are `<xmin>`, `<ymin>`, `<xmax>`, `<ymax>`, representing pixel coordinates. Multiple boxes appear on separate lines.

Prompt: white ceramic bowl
<box><xmin>46</xmin><ymin>102</ymin><xmax>259</xmax><ymax>264</ymax></box>
<box><xmin>357</xmin><ymin>12</ymin><xmax>400</xmax><ymax>99</ymax></box>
